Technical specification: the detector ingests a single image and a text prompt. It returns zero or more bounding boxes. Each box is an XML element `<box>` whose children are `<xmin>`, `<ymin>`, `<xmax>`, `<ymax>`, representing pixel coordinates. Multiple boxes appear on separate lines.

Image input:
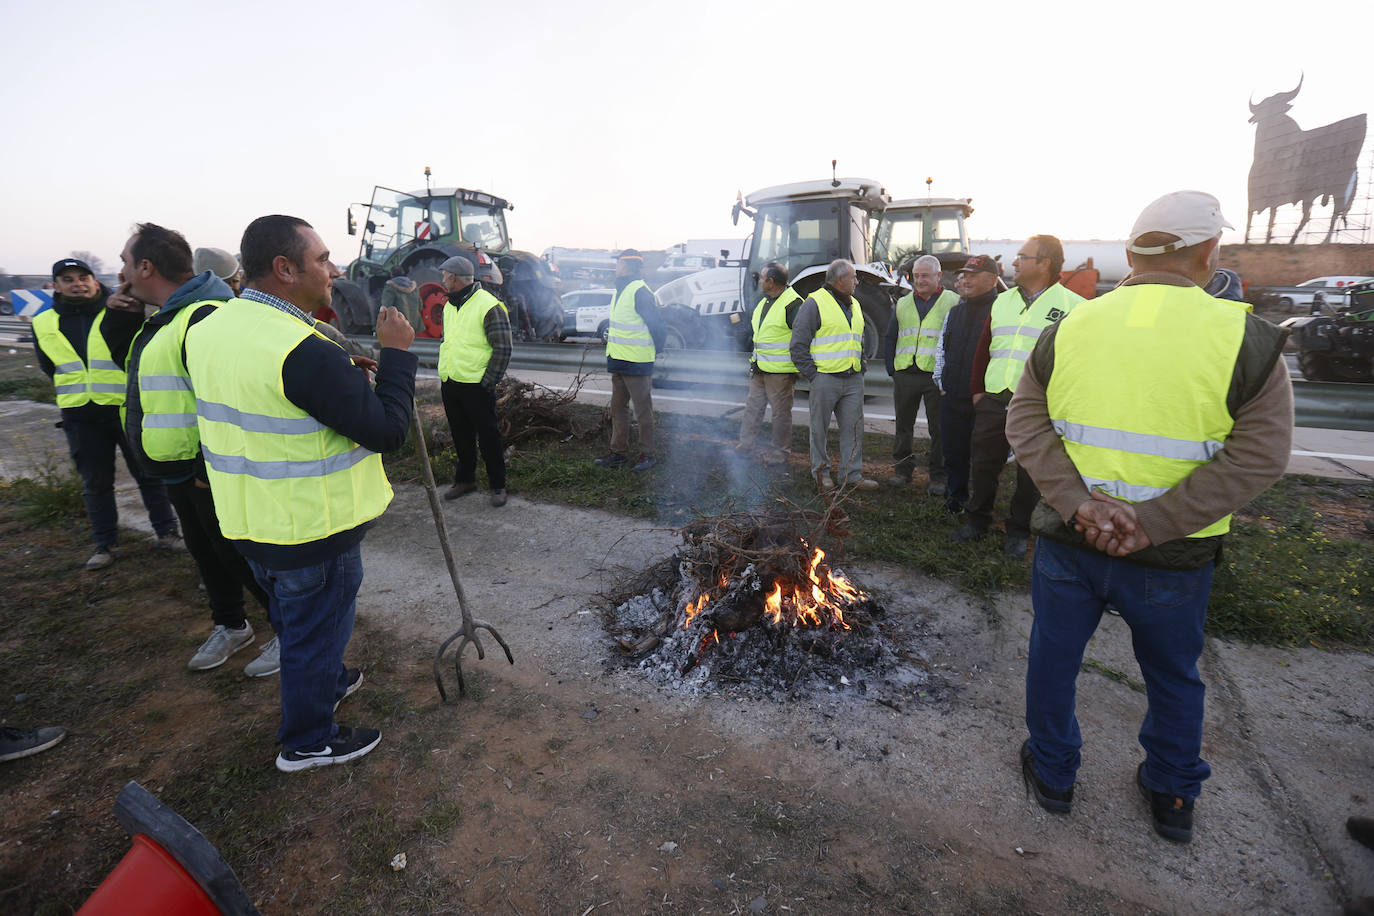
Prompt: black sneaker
<box><xmin>1021</xmin><ymin>739</ymin><xmax>1073</xmax><ymax>814</ymax></box>
<box><xmin>1003</xmin><ymin>537</ymin><xmax>1028</xmax><ymax>560</ymax></box>
<box><xmin>276</xmin><ymin>725</ymin><xmax>381</xmax><ymax>773</ymax></box>
<box><xmin>0</xmin><ymin>726</ymin><xmax>67</xmax><ymax>762</ymax></box>
<box><xmin>951</xmin><ymin>521</ymin><xmax>986</xmax><ymax>543</ymax></box>
<box><xmin>1137</xmin><ymin>762</ymin><xmax>1194</xmax><ymax>843</ymax></box>
<box><xmin>593</xmin><ymin>452</ymin><xmax>628</xmax><ymax>469</ymax></box>
<box><xmin>334</xmin><ymin>668</ymin><xmax>363</xmax><ymax>712</ymax></box>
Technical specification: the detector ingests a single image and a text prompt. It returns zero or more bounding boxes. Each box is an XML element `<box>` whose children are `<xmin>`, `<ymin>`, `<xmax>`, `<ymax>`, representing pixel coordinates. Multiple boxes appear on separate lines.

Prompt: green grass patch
<box><xmin>2</xmin><ymin>460</ymin><xmax>83</xmax><ymax>523</ymax></box>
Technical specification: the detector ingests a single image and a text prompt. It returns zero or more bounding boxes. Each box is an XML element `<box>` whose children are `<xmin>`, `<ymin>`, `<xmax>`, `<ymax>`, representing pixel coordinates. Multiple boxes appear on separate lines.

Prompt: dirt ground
<box><xmin>1</xmin><ymin>392</ymin><xmax>1372</xmax><ymax>915</ymax></box>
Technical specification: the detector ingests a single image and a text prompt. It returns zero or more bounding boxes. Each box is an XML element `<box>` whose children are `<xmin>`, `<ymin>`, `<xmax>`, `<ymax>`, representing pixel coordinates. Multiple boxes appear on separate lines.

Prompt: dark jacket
<box><xmin>936</xmin><ymin>288</ymin><xmax>996</xmax><ymax>398</ymax></box>
<box><xmin>123</xmin><ymin>272</ymin><xmax>234</xmax><ymax>483</ymax></box>
<box><xmin>606</xmin><ymin>275</ymin><xmax>666</xmax><ymax>376</ymax></box>
<box><xmin>33</xmin><ymin>284</ymin><xmax>146</xmax><ymax>422</ymax></box>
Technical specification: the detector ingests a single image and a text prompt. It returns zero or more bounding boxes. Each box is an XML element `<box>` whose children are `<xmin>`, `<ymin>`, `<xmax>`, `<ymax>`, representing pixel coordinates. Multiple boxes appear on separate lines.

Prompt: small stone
<box><xmin>749</xmin><ymin>895</ymin><xmax>767</xmax><ymax>913</ymax></box>
<box><xmin>712</xmin><ymin>878</ymin><xmax>727</xmax><ymax>891</ymax></box>
<box><xmin>657</xmin><ymin>841</ymin><xmax>678</xmax><ymax>853</ymax></box>
<box><xmin>580</xmin><ymin>709</ymin><xmax>598</xmax><ymax>720</ymax></box>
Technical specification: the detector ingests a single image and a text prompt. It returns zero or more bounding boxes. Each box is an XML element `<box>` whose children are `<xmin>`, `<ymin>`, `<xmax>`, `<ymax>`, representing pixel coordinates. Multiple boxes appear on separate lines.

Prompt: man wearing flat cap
<box><xmin>932</xmin><ymin>254</ymin><xmax>1002</xmax><ymax>515</ymax></box>
<box><xmin>32</xmin><ymin>256</ymin><xmax>181</xmax><ymax>569</ymax></box>
<box><xmin>437</xmin><ymin>255</ymin><xmax>512</xmax><ymax>507</ymax></box>
<box><xmin>595</xmin><ymin>249</ymin><xmax>666</xmax><ymax>472</ymax></box>
<box><xmin>1007</xmin><ymin>191</ymin><xmax>1293</xmax><ymax>844</ymax></box>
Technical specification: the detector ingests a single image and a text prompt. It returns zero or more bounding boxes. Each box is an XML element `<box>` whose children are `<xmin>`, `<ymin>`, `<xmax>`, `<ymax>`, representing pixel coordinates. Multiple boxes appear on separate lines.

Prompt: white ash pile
<box><xmin>602</xmin><ymin>510</ymin><xmax>926</xmax><ymax>701</ymax></box>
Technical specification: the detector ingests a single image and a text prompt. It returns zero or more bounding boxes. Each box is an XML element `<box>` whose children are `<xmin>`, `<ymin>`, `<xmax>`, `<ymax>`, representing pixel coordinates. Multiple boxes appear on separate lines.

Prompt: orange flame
<box><xmin>683</xmin><ymin>544</ymin><xmax>861</xmax><ymax>639</ymax></box>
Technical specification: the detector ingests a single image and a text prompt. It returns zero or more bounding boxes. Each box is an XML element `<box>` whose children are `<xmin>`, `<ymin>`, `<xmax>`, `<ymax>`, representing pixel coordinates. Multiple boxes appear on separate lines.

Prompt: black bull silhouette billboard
<box><xmin>1247</xmin><ymin>77</ymin><xmax>1367</xmax><ymax>244</ymax></box>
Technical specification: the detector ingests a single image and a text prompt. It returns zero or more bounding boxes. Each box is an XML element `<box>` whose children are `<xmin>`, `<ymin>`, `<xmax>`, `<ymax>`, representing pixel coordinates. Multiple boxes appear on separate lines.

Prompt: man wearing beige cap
<box><xmin>1006</xmin><ymin>190</ymin><xmax>1293</xmax><ymax>843</ymax></box>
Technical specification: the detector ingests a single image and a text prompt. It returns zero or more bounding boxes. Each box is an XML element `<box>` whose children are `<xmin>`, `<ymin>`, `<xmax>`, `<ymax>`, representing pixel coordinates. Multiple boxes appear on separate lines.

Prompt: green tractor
<box><xmin>345</xmin><ymin>171</ymin><xmax>561</xmax><ymax>339</ymax></box>
<box><xmin>1281</xmin><ymin>278</ymin><xmax>1374</xmax><ymax>382</ymax></box>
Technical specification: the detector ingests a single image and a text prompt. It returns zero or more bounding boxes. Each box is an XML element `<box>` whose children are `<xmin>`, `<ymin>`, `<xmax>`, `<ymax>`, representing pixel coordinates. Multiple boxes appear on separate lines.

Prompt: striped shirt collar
<box><xmin>240</xmin><ymin>287</ymin><xmax>314</xmax><ymax>325</ymax></box>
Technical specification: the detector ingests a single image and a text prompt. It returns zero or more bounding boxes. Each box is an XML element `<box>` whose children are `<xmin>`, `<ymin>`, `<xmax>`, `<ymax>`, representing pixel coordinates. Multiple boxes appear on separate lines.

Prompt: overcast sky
<box><xmin>1</xmin><ymin>0</ymin><xmax>1369</xmax><ymax>275</ymax></box>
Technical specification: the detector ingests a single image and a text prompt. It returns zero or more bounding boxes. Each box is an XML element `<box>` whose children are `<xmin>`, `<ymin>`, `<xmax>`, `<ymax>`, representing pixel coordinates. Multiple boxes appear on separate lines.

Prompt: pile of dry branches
<box><xmin>493</xmin><ymin>374</ymin><xmax>603</xmax><ymax>445</ymax></box>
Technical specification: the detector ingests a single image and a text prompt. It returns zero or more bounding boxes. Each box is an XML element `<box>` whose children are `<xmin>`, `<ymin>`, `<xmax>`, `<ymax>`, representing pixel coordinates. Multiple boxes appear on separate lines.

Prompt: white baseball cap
<box><xmin>1127</xmin><ymin>191</ymin><xmax>1234</xmax><ymax>255</ymax></box>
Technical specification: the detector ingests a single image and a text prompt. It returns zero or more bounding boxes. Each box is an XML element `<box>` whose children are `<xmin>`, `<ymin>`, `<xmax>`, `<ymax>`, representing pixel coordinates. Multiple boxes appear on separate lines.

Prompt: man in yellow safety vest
<box><xmin>437</xmin><ymin>255</ymin><xmax>512</xmax><ymax>507</ymax></box>
<box><xmin>883</xmin><ymin>255</ymin><xmax>958</xmax><ymax>492</ymax></box>
<box><xmin>186</xmin><ymin>215</ymin><xmax>417</xmax><ymax>773</ymax></box>
<box><xmin>789</xmin><ymin>259</ymin><xmax>876</xmax><ymax>491</ymax></box>
<box><xmin>737</xmin><ymin>260</ymin><xmax>801</xmax><ymax>463</ymax></box>
<box><xmin>594</xmin><ymin>249</ymin><xmax>666</xmax><ymax>473</ymax></box>
<box><xmin>1007</xmin><ymin>191</ymin><xmax>1293</xmax><ymax>843</ymax></box>
<box><xmin>31</xmin><ymin>256</ymin><xmax>181</xmax><ymax>569</ymax></box>
<box><xmin>954</xmin><ymin>236</ymin><xmax>1083</xmax><ymax>558</ymax></box>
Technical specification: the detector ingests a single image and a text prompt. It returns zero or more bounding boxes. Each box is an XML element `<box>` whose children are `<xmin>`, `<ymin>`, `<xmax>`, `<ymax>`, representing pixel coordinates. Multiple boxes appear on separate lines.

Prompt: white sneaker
<box><xmin>188</xmin><ymin>624</ymin><xmax>255</xmax><ymax>671</ymax></box>
<box><xmin>244</xmin><ymin>636</ymin><xmax>280</xmax><ymax>678</ymax></box>
<box><xmin>84</xmin><ymin>549</ymin><xmax>114</xmax><ymax>571</ymax></box>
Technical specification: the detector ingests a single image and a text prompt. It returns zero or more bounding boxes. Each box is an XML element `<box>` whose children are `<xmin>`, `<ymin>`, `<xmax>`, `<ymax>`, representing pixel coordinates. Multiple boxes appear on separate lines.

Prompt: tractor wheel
<box><xmin>1297</xmin><ymin>350</ymin><xmax>1333</xmax><ymax>381</ymax></box>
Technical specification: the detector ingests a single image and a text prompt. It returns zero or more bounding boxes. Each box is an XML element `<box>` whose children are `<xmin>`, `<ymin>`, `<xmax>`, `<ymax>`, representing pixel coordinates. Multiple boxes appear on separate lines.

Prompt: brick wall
<box><xmin>1220</xmin><ymin>244</ymin><xmax>1374</xmax><ymax>286</ymax></box>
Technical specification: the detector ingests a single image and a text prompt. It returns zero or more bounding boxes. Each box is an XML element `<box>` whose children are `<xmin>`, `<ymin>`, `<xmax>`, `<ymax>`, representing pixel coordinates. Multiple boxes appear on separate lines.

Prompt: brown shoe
<box><xmin>490</xmin><ymin>489</ymin><xmax>508</xmax><ymax>507</ymax></box>
<box><xmin>443</xmin><ymin>482</ymin><xmax>477</xmax><ymax>500</ymax></box>
<box><xmin>852</xmin><ymin>478</ymin><xmax>880</xmax><ymax>491</ymax></box>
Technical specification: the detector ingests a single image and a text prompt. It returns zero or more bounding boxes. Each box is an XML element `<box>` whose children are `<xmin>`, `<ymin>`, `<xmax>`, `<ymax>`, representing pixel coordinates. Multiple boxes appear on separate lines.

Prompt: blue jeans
<box><xmin>62</xmin><ymin>407</ymin><xmax>178</xmax><ymax>548</ymax></box>
<box><xmin>1025</xmin><ymin>537</ymin><xmax>1214</xmax><ymax>800</ymax></box>
<box><xmin>247</xmin><ymin>545</ymin><xmax>363</xmax><ymax>751</ymax></box>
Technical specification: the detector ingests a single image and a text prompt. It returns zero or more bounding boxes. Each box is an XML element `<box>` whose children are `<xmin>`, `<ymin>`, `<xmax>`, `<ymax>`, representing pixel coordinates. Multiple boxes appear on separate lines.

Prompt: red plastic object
<box><xmin>419</xmin><ymin>282</ymin><xmax>448</xmax><ymax>338</ymax></box>
<box><xmin>78</xmin><ymin>834</ymin><xmax>220</xmax><ymax>915</ymax></box>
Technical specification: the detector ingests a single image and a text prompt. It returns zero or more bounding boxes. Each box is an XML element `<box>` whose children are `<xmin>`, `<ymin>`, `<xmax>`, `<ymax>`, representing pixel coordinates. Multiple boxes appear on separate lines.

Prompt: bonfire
<box><xmin>604</xmin><ymin>509</ymin><xmax>895</xmax><ymax>698</ymax></box>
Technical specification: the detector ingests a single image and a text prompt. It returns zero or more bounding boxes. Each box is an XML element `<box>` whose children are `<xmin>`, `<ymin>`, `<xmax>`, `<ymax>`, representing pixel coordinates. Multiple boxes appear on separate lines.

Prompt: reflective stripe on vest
<box><xmin>893</xmin><ymin>288</ymin><xmax>959</xmax><ymax>372</ymax></box>
<box><xmin>138</xmin><ymin>302</ymin><xmax>216</xmax><ymax>461</ymax></box>
<box><xmin>439</xmin><ymin>288</ymin><xmax>505</xmax><ymax>383</ymax></box>
<box><xmin>605</xmin><ymin>280</ymin><xmax>655</xmax><ymax>362</ymax></box>
<box><xmin>33</xmin><ymin>308</ymin><xmax>127</xmax><ymax>407</ymax></box>
<box><xmin>186</xmin><ymin>297</ymin><xmax>392</xmax><ymax>545</ymax></box>
<box><xmin>750</xmin><ymin>287</ymin><xmax>800</xmax><ymax>373</ymax></box>
<box><xmin>1046</xmin><ymin>284</ymin><xmax>1245</xmax><ymax>538</ymax></box>
<box><xmin>984</xmin><ymin>283</ymin><xmax>1083</xmax><ymax>394</ymax></box>
<box><xmin>809</xmin><ymin>288</ymin><xmax>863</xmax><ymax>374</ymax></box>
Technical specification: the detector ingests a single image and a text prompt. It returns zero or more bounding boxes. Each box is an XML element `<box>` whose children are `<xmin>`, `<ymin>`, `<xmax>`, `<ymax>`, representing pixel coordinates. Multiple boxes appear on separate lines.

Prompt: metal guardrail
<box><xmin>348</xmin><ymin>337</ymin><xmax>1374</xmax><ymax>433</ymax></box>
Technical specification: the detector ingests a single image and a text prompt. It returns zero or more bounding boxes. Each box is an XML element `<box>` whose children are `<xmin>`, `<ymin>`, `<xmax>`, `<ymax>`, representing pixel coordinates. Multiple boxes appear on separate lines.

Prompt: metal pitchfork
<box><xmin>409</xmin><ymin>404</ymin><xmax>514</xmax><ymax>702</ymax></box>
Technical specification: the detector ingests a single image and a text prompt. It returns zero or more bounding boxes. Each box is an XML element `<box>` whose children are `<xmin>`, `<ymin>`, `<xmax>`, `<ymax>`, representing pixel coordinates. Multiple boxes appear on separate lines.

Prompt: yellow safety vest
<box><xmin>1047</xmin><ymin>284</ymin><xmax>1245</xmax><ymax>539</ymax></box>
<box><xmin>750</xmin><ymin>287</ymin><xmax>800</xmax><ymax>373</ymax></box>
<box><xmin>439</xmin><ymin>288</ymin><xmax>506</xmax><ymax>383</ymax></box>
<box><xmin>186</xmin><ymin>298</ymin><xmax>393</xmax><ymax>545</ymax></box>
<box><xmin>809</xmin><ymin>288</ymin><xmax>864</xmax><ymax>374</ymax></box>
<box><xmin>893</xmin><ymin>288</ymin><xmax>959</xmax><ymax>372</ymax></box>
<box><xmin>605</xmin><ymin>280</ymin><xmax>655</xmax><ymax>363</ymax></box>
<box><xmin>135</xmin><ymin>302</ymin><xmax>215</xmax><ymax>462</ymax></box>
<box><xmin>985</xmin><ymin>283</ymin><xmax>1083</xmax><ymax>394</ymax></box>
<box><xmin>33</xmin><ymin>308</ymin><xmax>126</xmax><ymax>408</ymax></box>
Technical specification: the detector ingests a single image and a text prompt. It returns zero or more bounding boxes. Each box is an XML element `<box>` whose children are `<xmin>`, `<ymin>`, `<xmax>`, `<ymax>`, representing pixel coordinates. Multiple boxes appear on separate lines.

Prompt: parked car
<box><xmin>560</xmin><ymin>287</ymin><xmax>614</xmax><ymax>340</ymax></box>
<box><xmin>1279</xmin><ymin>275</ymin><xmax>1373</xmax><ymax>310</ymax></box>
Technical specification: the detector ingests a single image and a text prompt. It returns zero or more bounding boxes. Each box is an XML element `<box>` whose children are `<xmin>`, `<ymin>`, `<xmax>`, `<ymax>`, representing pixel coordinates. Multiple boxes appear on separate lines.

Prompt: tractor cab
<box><xmin>871</xmin><ymin>197</ymin><xmax>974</xmax><ymax>274</ymax></box>
<box><xmin>348</xmin><ymin>185</ymin><xmax>512</xmax><ymax>284</ymax></box>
